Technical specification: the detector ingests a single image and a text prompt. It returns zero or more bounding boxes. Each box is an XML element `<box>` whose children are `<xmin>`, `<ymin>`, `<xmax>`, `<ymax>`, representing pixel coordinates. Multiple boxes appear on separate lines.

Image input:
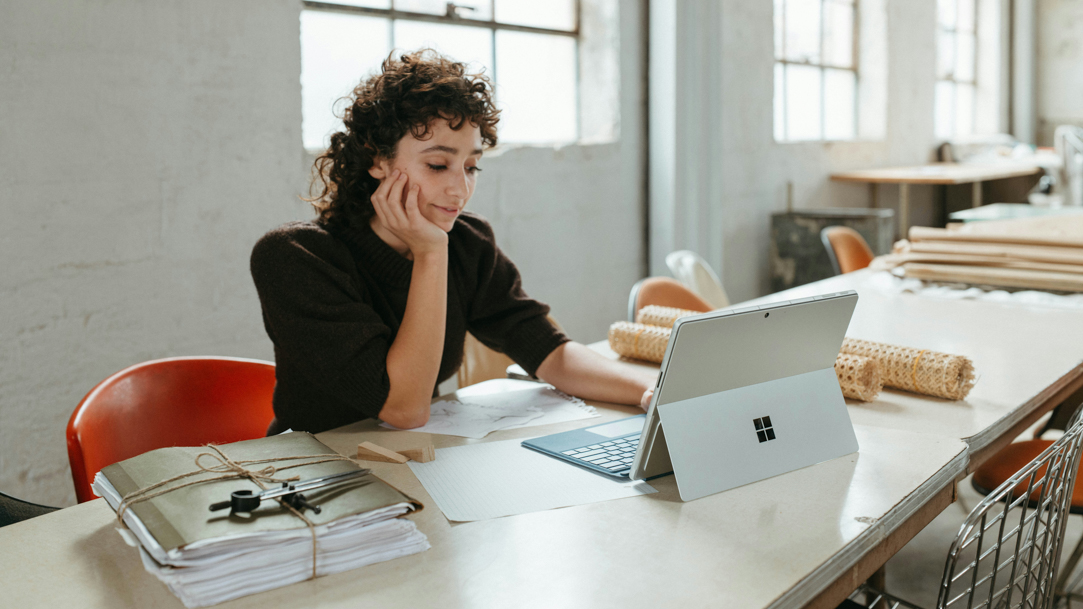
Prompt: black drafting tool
<box><xmin>209</xmin><ymin>469</ymin><xmax>372</xmax><ymax>516</ymax></box>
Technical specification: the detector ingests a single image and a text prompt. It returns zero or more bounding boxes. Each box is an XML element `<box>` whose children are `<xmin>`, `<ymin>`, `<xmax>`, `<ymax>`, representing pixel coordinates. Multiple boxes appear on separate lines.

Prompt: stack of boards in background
<box><xmin>872</xmin><ymin>213</ymin><xmax>1083</xmax><ymax>292</ymax></box>
<box><xmin>610</xmin><ymin>305</ymin><xmax>975</xmax><ymax>403</ymax></box>
<box><xmin>93</xmin><ymin>432</ymin><xmax>429</xmax><ymax>608</ymax></box>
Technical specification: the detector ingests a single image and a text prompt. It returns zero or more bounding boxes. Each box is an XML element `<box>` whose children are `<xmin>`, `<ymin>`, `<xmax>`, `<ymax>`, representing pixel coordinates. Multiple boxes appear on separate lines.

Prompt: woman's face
<box><xmin>370</xmin><ymin>119</ymin><xmax>483</xmax><ymax>233</ymax></box>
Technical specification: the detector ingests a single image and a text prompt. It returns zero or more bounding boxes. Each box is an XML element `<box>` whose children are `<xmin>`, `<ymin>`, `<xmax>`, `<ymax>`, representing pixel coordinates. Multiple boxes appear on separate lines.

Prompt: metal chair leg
<box><xmin>1058</xmin><ymin>533</ymin><xmax>1083</xmax><ymax>598</ymax></box>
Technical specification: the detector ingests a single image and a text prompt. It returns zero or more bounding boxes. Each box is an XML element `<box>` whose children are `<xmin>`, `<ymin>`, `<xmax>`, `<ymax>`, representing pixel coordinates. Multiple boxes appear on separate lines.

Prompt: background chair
<box><xmin>847</xmin><ymin>407</ymin><xmax>1083</xmax><ymax>609</ymax></box>
<box><xmin>664</xmin><ymin>250</ymin><xmax>731</xmax><ymax>309</ymax></box>
<box><xmin>821</xmin><ymin>226</ymin><xmax>875</xmax><ymax>275</ymax></box>
<box><xmin>627</xmin><ymin>276</ymin><xmax>713</xmax><ymax>322</ymax></box>
<box><xmin>66</xmin><ymin>356</ymin><xmax>276</xmax><ymax>503</ymax></box>
<box><xmin>0</xmin><ymin>491</ymin><xmax>59</xmax><ymax>528</ymax></box>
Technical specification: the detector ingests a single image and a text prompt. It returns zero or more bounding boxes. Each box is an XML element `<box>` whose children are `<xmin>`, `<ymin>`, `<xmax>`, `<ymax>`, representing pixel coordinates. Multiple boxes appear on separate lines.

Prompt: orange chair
<box><xmin>66</xmin><ymin>356</ymin><xmax>276</xmax><ymax>503</ymax></box>
<box><xmin>821</xmin><ymin>226</ymin><xmax>875</xmax><ymax>275</ymax></box>
<box><xmin>627</xmin><ymin>277</ymin><xmax>713</xmax><ymax>321</ymax></box>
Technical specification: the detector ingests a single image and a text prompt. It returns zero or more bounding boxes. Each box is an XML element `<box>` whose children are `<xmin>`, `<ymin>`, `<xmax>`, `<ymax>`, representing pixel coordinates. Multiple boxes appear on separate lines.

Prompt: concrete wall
<box><xmin>0</xmin><ymin>0</ymin><xmax>643</xmax><ymax>506</ymax></box>
<box><xmin>720</xmin><ymin>0</ymin><xmax>941</xmax><ymax>301</ymax></box>
<box><xmin>1036</xmin><ymin>0</ymin><xmax>1083</xmax><ymax>146</ymax></box>
<box><xmin>652</xmin><ymin>0</ymin><xmax>942</xmax><ymax>302</ymax></box>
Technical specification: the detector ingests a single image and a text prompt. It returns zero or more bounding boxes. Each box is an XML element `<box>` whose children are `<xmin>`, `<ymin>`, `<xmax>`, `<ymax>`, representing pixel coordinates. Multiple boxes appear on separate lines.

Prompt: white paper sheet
<box><xmin>408</xmin><ymin>438</ymin><xmax>656</xmax><ymax>522</ymax></box>
<box><xmin>382</xmin><ymin>380</ymin><xmax>598</xmax><ymax>439</ymax></box>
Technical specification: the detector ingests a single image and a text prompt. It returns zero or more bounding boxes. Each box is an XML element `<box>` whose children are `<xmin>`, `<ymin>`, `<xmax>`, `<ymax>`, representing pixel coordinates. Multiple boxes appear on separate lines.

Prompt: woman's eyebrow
<box><xmin>420</xmin><ymin>144</ymin><xmax>484</xmax><ymax>156</ymax></box>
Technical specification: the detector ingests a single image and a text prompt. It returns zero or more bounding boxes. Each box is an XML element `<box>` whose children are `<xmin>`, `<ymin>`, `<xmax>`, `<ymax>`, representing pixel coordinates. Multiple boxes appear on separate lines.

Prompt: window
<box><xmin>300</xmin><ymin>0</ymin><xmax>582</xmax><ymax>150</ymax></box>
<box><xmin>773</xmin><ymin>0</ymin><xmax>858</xmax><ymax>142</ymax></box>
<box><xmin>935</xmin><ymin>0</ymin><xmax>977</xmax><ymax>139</ymax></box>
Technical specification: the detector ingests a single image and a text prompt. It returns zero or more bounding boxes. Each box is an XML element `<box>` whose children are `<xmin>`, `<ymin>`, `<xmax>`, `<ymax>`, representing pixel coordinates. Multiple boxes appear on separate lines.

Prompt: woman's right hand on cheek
<box><xmin>371</xmin><ymin>170</ymin><xmax>448</xmax><ymax>256</ymax></box>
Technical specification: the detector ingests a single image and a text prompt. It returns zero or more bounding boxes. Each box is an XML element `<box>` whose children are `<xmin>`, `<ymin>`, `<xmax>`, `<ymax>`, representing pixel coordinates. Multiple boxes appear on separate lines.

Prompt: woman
<box><xmin>251</xmin><ymin>50</ymin><xmax>656</xmax><ymax>434</ymax></box>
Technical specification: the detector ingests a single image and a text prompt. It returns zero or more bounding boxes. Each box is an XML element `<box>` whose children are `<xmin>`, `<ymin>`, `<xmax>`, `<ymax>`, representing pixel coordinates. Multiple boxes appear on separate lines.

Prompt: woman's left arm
<box><xmin>535</xmin><ymin>341</ymin><xmax>659</xmax><ymax>410</ymax></box>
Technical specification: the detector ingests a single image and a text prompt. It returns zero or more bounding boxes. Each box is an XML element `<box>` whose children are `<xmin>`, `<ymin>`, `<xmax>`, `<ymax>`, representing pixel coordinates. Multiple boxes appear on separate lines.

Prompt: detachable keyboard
<box><xmin>521</xmin><ymin>414</ymin><xmax>646</xmax><ymax>478</ymax></box>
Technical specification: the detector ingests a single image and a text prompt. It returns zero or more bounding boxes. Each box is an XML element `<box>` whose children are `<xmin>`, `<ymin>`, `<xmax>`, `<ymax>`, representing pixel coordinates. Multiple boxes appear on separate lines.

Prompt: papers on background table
<box><xmin>408</xmin><ymin>438</ymin><xmax>656</xmax><ymax>522</ymax></box>
<box><xmin>382</xmin><ymin>379</ymin><xmax>598</xmax><ymax>439</ymax></box>
<box><xmin>869</xmin><ymin>271</ymin><xmax>1083</xmax><ymax>309</ymax></box>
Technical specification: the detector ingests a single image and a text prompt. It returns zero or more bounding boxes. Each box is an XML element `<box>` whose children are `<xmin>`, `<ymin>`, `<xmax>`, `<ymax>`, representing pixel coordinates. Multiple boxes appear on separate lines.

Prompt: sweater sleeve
<box><xmin>250</xmin><ymin>223</ymin><xmax>391</xmax><ymax>431</ymax></box>
<box><xmin>457</xmin><ymin>214</ymin><xmax>570</xmax><ymax>376</ymax></box>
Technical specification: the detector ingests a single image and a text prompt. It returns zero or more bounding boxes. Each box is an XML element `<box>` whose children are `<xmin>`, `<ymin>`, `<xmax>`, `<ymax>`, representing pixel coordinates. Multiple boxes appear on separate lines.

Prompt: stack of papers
<box><xmin>93</xmin><ymin>433</ymin><xmax>429</xmax><ymax>608</ymax></box>
<box><xmin>873</xmin><ymin>214</ymin><xmax>1083</xmax><ymax>292</ymax></box>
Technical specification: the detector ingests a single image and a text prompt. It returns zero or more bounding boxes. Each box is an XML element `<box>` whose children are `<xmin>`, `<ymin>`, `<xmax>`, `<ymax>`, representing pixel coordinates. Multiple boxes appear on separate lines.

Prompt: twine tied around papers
<box><xmin>114</xmin><ymin>445</ymin><xmax>366</xmax><ymax>580</ymax></box>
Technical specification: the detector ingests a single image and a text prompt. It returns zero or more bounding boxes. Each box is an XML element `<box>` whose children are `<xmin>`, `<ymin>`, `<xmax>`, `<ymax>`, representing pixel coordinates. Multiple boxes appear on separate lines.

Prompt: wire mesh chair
<box><xmin>851</xmin><ymin>409</ymin><xmax>1083</xmax><ymax>609</ymax></box>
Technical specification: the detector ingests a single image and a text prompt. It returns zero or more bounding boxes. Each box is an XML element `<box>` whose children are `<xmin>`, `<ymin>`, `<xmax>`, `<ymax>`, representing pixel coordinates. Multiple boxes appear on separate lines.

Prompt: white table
<box><xmin>3</xmin><ymin>269</ymin><xmax>1081</xmax><ymax>608</ymax></box>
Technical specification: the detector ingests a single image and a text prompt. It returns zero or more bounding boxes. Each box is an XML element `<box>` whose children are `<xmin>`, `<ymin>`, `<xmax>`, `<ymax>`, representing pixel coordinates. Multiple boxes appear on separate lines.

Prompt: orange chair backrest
<box><xmin>66</xmin><ymin>357</ymin><xmax>277</xmax><ymax>503</ymax></box>
<box><xmin>634</xmin><ymin>277</ymin><xmax>712</xmax><ymax>318</ymax></box>
<box><xmin>823</xmin><ymin>226</ymin><xmax>874</xmax><ymax>274</ymax></box>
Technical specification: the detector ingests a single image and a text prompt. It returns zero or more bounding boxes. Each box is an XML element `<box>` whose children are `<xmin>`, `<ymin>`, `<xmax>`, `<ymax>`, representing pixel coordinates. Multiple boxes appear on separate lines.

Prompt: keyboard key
<box><xmin>578</xmin><ymin>449</ymin><xmax>605</xmax><ymax>458</ymax></box>
<box><xmin>584</xmin><ymin>455</ymin><xmax>608</xmax><ymax>463</ymax></box>
<box><xmin>596</xmin><ymin>461</ymin><xmax>617</xmax><ymax>468</ymax></box>
<box><xmin>607</xmin><ymin>464</ymin><xmax>627</xmax><ymax>470</ymax></box>
<box><xmin>588</xmin><ymin>445</ymin><xmax>601</xmax><ymax>450</ymax></box>
<box><xmin>561</xmin><ymin>450</ymin><xmax>578</xmax><ymax>456</ymax></box>
<box><xmin>600</xmin><ymin>441</ymin><xmax>615</xmax><ymax>447</ymax></box>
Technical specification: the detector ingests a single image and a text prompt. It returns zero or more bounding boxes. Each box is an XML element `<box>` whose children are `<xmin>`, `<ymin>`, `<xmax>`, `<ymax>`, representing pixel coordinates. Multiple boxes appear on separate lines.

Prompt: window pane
<box><xmin>495</xmin><ymin>31</ymin><xmax>577</xmax><ymax>143</ymax></box>
<box><xmin>786</xmin><ymin>64</ymin><xmax>822</xmax><ymax>140</ymax></box>
<box><xmin>935</xmin><ymin>80</ymin><xmax>954</xmax><ymax>139</ymax></box>
<box><xmin>784</xmin><ymin>0</ymin><xmax>821</xmax><ymax>64</ymax></box>
<box><xmin>955</xmin><ymin>83</ymin><xmax>975</xmax><ymax>135</ymax></box>
<box><xmin>774</xmin><ymin>63</ymin><xmax>786</xmax><ymax>140</ymax></box>
<box><xmin>323</xmin><ymin>0</ymin><xmax>391</xmax><ymax>8</ymax></box>
<box><xmin>957</xmin><ymin>0</ymin><xmax>975</xmax><ymax>32</ymax></box>
<box><xmin>301</xmin><ymin>11</ymin><xmax>391</xmax><ymax>150</ymax></box>
<box><xmin>822</xmin><ymin>0</ymin><xmax>854</xmax><ymax>68</ymax></box>
<box><xmin>938</xmin><ymin>0</ymin><xmax>957</xmax><ymax>29</ymax></box>
<box><xmin>394</xmin><ymin>21</ymin><xmax>494</xmax><ymax>78</ymax></box>
<box><xmin>955</xmin><ymin>33</ymin><xmax>975</xmax><ymax>82</ymax></box>
<box><xmin>824</xmin><ymin>68</ymin><xmax>855</xmax><ymax>140</ymax></box>
<box><xmin>393</xmin><ymin>0</ymin><xmax>444</xmax><ymax>15</ymax></box>
<box><xmin>774</xmin><ymin>0</ymin><xmax>785</xmax><ymax>59</ymax></box>
<box><xmin>937</xmin><ymin>30</ymin><xmax>955</xmax><ymax>79</ymax></box>
<box><xmin>395</xmin><ymin>0</ymin><xmax>492</xmax><ymax>20</ymax></box>
<box><xmin>495</xmin><ymin>0</ymin><xmax>576</xmax><ymax>31</ymax></box>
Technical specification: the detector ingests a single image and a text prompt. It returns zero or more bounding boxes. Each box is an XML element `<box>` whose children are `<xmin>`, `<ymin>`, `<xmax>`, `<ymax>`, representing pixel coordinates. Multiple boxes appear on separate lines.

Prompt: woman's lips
<box><xmin>434</xmin><ymin>205</ymin><xmax>460</xmax><ymax>216</ymax></box>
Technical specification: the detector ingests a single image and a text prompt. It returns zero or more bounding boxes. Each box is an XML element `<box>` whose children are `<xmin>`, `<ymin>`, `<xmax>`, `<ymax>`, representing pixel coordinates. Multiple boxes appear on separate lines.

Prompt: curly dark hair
<box><xmin>306</xmin><ymin>49</ymin><xmax>500</xmax><ymax>227</ymax></box>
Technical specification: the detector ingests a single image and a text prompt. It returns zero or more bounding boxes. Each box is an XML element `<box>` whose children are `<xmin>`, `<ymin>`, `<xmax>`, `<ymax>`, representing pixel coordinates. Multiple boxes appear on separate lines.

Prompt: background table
<box><xmin>830</xmin><ymin>163</ymin><xmax>1043</xmax><ymax>236</ymax></box>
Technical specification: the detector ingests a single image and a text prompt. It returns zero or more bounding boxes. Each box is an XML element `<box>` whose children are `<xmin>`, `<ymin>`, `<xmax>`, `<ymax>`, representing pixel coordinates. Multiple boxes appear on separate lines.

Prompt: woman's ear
<box><xmin>368</xmin><ymin>158</ymin><xmax>389</xmax><ymax>180</ymax></box>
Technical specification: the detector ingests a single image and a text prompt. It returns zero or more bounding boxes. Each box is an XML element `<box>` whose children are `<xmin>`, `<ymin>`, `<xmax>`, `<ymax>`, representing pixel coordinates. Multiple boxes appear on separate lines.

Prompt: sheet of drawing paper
<box><xmin>381</xmin><ymin>380</ymin><xmax>597</xmax><ymax>438</ymax></box>
<box><xmin>407</xmin><ymin>438</ymin><xmax>655</xmax><ymax>522</ymax></box>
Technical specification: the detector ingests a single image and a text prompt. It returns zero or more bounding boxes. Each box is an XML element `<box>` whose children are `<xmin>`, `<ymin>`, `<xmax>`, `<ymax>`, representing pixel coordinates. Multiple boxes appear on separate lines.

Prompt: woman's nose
<box><xmin>445</xmin><ymin>170</ymin><xmax>469</xmax><ymax>199</ymax></box>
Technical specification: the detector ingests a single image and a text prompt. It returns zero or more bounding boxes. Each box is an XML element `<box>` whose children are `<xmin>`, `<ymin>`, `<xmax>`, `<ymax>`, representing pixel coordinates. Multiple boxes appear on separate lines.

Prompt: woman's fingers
<box><xmin>403</xmin><ymin>183</ymin><xmax>421</xmax><ymax>221</ymax></box>
<box><xmin>639</xmin><ymin>388</ymin><xmax>654</xmax><ymax>411</ymax></box>
<box><xmin>384</xmin><ymin>172</ymin><xmax>409</xmax><ymax>225</ymax></box>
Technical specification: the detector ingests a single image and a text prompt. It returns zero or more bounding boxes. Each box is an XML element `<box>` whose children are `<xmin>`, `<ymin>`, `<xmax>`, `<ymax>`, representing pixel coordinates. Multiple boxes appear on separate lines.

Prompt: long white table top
<box><xmin>1</xmin><ymin>416</ymin><xmax>965</xmax><ymax>609</ymax></box>
<box><xmin>4</xmin><ymin>269</ymin><xmax>1080</xmax><ymax>608</ymax></box>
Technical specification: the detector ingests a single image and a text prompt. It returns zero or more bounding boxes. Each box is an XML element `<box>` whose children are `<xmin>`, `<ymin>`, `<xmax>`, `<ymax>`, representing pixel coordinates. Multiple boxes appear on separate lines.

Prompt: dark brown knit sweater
<box><xmin>250</xmin><ymin>211</ymin><xmax>569</xmax><ymax>433</ymax></box>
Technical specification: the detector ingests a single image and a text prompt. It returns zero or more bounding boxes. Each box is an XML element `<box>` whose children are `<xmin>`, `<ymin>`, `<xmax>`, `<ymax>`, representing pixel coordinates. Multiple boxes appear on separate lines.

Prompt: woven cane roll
<box><xmin>834</xmin><ymin>354</ymin><xmax>883</xmax><ymax>402</ymax></box>
<box><xmin>840</xmin><ymin>338</ymin><xmax>976</xmax><ymax>400</ymax></box>
<box><xmin>635</xmin><ymin>305</ymin><xmax>705</xmax><ymax>328</ymax></box>
<box><xmin>608</xmin><ymin>322</ymin><xmax>671</xmax><ymax>363</ymax></box>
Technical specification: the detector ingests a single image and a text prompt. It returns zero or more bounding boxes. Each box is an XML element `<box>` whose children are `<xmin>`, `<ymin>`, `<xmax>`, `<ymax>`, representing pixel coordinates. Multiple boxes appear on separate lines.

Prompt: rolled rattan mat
<box><xmin>840</xmin><ymin>338</ymin><xmax>976</xmax><ymax>400</ymax></box>
<box><xmin>609</xmin><ymin>322</ymin><xmax>886</xmax><ymax>402</ymax></box>
<box><xmin>834</xmin><ymin>354</ymin><xmax>883</xmax><ymax>402</ymax></box>
<box><xmin>635</xmin><ymin>305</ymin><xmax>705</xmax><ymax>328</ymax></box>
<box><xmin>608</xmin><ymin>322</ymin><xmax>671</xmax><ymax>363</ymax></box>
